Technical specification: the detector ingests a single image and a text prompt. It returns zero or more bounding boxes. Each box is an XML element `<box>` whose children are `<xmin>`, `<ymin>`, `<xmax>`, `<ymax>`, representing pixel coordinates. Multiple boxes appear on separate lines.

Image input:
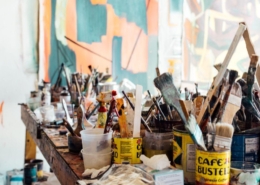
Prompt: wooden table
<box><xmin>21</xmin><ymin>105</ymin><xmax>85</xmax><ymax>185</ymax></box>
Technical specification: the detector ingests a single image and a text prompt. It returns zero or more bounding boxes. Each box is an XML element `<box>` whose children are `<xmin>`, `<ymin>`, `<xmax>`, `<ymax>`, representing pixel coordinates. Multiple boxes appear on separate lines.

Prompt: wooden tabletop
<box><xmin>21</xmin><ymin>105</ymin><xmax>85</xmax><ymax>185</ymax></box>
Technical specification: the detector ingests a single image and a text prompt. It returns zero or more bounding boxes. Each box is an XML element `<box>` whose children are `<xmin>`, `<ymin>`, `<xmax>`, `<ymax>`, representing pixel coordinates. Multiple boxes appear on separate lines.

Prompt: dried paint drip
<box><xmin>0</xmin><ymin>102</ymin><xmax>4</xmax><ymax>126</ymax></box>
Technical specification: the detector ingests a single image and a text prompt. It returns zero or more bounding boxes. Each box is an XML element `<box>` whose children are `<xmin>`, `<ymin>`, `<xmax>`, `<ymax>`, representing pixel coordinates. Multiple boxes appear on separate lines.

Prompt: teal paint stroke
<box><xmin>112</xmin><ymin>36</ymin><xmax>158</xmax><ymax>92</ymax></box>
<box><xmin>76</xmin><ymin>0</ymin><xmax>107</xmax><ymax>44</ymax></box>
<box><xmin>203</xmin><ymin>0</ymin><xmax>215</xmax><ymax>10</ymax></box>
<box><xmin>170</xmin><ymin>0</ymin><xmax>183</xmax><ymax>12</ymax></box>
<box><xmin>107</xmin><ymin>0</ymin><xmax>147</xmax><ymax>34</ymax></box>
<box><xmin>49</xmin><ymin>0</ymin><xmax>76</xmax><ymax>86</ymax></box>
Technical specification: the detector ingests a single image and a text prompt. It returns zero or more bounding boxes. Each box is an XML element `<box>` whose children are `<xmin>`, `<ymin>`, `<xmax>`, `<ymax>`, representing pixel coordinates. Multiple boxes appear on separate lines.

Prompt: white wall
<box><xmin>0</xmin><ymin>0</ymin><xmax>38</xmax><ymax>179</ymax></box>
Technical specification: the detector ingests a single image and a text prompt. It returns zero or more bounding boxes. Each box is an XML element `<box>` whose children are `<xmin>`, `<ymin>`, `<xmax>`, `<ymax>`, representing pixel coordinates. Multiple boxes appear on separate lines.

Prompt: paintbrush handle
<box><xmin>247</xmin><ymin>55</ymin><xmax>258</xmax><ymax>101</ymax></box>
<box><xmin>152</xmin><ymin>97</ymin><xmax>167</xmax><ymax>121</ymax></box>
<box><xmin>54</xmin><ymin>63</ymin><xmax>64</xmax><ymax>91</ymax></box>
<box><xmin>197</xmin><ymin>23</ymin><xmax>246</xmax><ymax>125</ymax></box>
<box><xmin>62</xmin><ymin>64</ymin><xmax>71</xmax><ymax>94</ymax></box>
<box><xmin>63</xmin><ymin>118</ymin><xmax>76</xmax><ymax>136</ymax></box>
<box><xmin>103</xmin><ymin>99</ymin><xmax>116</xmax><ymax>134</ymax></box>
<box><xmin>73</xmin><ymin>74</ymin><xmax>82</xmax><ymax>100</ymax></box>
<box><xmin>86</xmin><ymin>103</ymin><xmax>100</xmax><ymax>120</ymax></box>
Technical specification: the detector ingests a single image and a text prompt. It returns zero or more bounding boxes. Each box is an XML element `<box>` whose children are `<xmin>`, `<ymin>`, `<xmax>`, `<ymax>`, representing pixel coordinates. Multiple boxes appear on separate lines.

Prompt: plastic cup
<box><xmin>81</xmin><ymin>150</ymin><xmax>112</xmax><ymax>170</ymax></box>
<box><xmin>80</xmin><ymin>128</ymin><xmax>112</xmax><ymax>153</ymax></box>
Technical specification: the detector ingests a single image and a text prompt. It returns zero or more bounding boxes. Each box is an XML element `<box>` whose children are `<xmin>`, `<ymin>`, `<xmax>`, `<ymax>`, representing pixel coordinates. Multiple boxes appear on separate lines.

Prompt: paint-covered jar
<box><xmin>24</xmin><ymin>163</ymin><xmax>37</xmax><ymax>185</ymax></box>
<box><xmin>143</xmin><ymin>130</ymin><xmax>173</xmax><ymax>162</ymax></box>
<box><xmin>231</xmin><ymin>133</ymin><xmax>260</xmax><ymax>162</ymax></box>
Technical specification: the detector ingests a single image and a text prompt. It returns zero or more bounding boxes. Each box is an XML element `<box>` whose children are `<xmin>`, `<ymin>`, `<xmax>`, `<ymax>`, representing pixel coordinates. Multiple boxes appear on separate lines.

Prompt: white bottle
<box><xmin>41</xmin><ymin>88</ymin><xmax>51</xmax><ymax>106</ymax></box>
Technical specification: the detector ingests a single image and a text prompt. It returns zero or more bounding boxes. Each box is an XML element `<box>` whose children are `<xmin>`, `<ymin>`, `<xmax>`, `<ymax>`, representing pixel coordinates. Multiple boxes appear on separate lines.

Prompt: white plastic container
<box><xmin>81</xmin><ymin>150</ymin><xmax>112</xmax><ymax>170</ymax></box>
<box><xmin>80</xmin><ymin>128</ymin><xmax>112</xmax><ymax>154</ymax></box>
<box><xmin>40</xmin><ymin>105</ymin><xmax>55</xmax><ymax>123</ymax></box>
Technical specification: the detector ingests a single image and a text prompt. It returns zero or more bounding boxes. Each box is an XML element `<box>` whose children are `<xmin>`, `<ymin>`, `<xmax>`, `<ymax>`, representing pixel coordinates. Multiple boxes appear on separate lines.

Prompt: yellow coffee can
<box><xmin>195</xmin><ymin>149</ymin><xmax>231</xmax><ymax>185</ymax></box>
<box><xmin>112</xmin><ymin>137</ymin><xmax>142</xmax><ymax>164</ymax></box>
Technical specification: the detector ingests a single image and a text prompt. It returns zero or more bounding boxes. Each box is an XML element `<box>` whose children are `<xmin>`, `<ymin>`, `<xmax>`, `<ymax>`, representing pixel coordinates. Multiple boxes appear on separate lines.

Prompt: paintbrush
<box><xmin>196</xmin><ymin>23</ymin><xmax>246</xmax><ymax>126</ymax></box>
<box><xmin>62</xmin><ymin>99</ymin><xmax>73</xmax><ymax>126</ymax></box>
<box><xmin>54</xmin><ymin>63</ymin><xmax>64</xmax><ymax>91</ymax></box>
<box><xmin>214</xmin><ymin>123</ymin><xmax>234</xmax><ymax>152</ymax></box>
<box><xmin>152</xmin><ymin>97</ymin><xmax>167</xmax><ymax>121</ymax></box>
<box><xmin>213</xmin><ymin>70</ymin><xmax>239</xmax><ymax>123</ymax></box>
<box><xmin>245</xmin><ymin>55</ymin><xmax>258</xmax><ymax>129</ymax></box>
<box><xmin>154</xmin><ymin>72</ymin><xmax>207</xmax><ymax>151</ymax></box>
<box><xmin>63</xmin><ymin>118</ymin><xmax>76</xmax><ymax>136</ymax></box>
<box><xmin>155</xmin><ymin>67</ymin><xmax>173</xmax><ymax>120</ymax></box>
<box><xmin>209</xmin><ymin>69</ymin><xmax>230</xmax><ymax>118</ymax></box>
<box><xmin>219</xmin><ymin>82</ymin><xmax>242</xmax><ymax>124</ymax></box>
<box><xmin>61</xmin><ymin>64</ymin><xmax>71</xmax><ymax>95</ymax></box>
<box><xmin>179</xmin><ymin>100</ymin><xmax>193</xmax><ymax>120</ymax></box>
<box><xmin>72</xmin><ymin>72</ymin><xmax>82</xmax><ymax>101</ymax></box>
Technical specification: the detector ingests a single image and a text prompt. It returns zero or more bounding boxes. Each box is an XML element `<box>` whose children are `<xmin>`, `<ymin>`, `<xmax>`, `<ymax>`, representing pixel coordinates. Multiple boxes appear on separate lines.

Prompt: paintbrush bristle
<box><xmin>215</xmin><ymin>122</ymin><xmax>234</xmax><ymax>138</ymax></box>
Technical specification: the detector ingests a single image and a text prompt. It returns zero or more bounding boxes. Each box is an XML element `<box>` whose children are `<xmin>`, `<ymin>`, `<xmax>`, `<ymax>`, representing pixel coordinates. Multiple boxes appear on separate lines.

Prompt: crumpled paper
<box><xmin>140</xmin><ymin>154</ymin><xmax>170</xmax><ymax>170</ymax></box>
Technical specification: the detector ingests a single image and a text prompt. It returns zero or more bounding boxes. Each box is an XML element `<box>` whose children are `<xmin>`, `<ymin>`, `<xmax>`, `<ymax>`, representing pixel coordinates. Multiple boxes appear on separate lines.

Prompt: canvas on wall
<box><xmin>39</xmin><ymin>0</ymin><xmax>158</xmax><ymax>93</ymax></box>
<box><xmin>183</xmin><ymin>0</ymin><xmax>260</xmax><ymax>88</ymax></box>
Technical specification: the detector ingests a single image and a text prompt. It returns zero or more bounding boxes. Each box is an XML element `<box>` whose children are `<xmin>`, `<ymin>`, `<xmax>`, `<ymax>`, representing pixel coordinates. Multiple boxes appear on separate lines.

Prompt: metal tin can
<box><xmin>112</xmin><ymin>137</ymin><xmax>142</xmax><ymax>164</ymax></box>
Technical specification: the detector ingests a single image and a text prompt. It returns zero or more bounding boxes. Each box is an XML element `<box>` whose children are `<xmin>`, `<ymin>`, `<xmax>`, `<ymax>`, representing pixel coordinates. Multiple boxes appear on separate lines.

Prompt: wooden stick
<box><xmin>197</xmin><ymin>23</ymin><xmax>246</xmax><ymax>126</ymax></box>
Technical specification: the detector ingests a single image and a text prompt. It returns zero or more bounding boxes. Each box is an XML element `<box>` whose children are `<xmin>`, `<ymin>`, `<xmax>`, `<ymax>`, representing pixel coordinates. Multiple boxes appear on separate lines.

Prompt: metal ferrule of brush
<box><xmin>213</xmin><ymin>135</ymin><xmax>232</xmax><ymax>151</ymax></box>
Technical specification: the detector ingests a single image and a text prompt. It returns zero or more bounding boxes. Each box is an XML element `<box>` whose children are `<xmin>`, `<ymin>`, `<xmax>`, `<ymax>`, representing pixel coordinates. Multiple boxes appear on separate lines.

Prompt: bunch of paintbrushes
<box><xmin>154</xmin><ymin>72</ymin><xmax>207</xmax><ymax>151</ymax></box>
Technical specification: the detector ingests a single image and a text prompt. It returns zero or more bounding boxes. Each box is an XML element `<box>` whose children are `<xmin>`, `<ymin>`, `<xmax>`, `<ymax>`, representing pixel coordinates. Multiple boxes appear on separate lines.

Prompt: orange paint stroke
<box><xmin>184</xmin><ymin>19</ymin><xmax>199</xmax><ymax>45</ymax></box>
<box><xmin>147</xmin><ymin>0</ymin><xmax>158</xmax><ymax>35</ymax></box>
<box><xmin>0</xmin><ymin>101</ymin><xmax>4</xmax><ymax>125</ymax></box>
<box><xmin>90</xmin><ymin>0</ymin><xmax>107</xmax><ymax>5</ymax></box>
<box><xmin>120</xmin><ymin>18</ymin><xmax>148</xmax><ymax>73</ymax></box>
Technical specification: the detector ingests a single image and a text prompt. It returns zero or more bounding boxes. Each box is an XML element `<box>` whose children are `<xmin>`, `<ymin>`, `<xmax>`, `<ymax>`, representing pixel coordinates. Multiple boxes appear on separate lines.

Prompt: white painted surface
<box><xmin>0</xmin><ymin>0</ymin><xmax>40</xmax><ymax>182</ymax></box>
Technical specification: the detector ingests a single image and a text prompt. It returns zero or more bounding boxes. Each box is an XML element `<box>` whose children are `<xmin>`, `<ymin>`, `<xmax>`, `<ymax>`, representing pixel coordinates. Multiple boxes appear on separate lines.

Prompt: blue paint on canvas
<box><xmin>107</xmin><ymin>0</ymin><xmax>147</xmax><ymax>34</ymax></box>
<box><xmin>76</xmin><ymin>0</ymin><xmax>107</xmax><ymax>44</ymax></box>
<box><xmin>49</xmin><ymin>0</ymin><xmax>76</xmax><ymax>86</ymax></box>
<box><xmin>170</xmin><ymin>0</ymin><xmax>183</xmax><ymax>12</ymax></box>
<box><xmin>112</xmin><ymin>36</ymin><xmax>157</xmax><ymax>91</ymax></box>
